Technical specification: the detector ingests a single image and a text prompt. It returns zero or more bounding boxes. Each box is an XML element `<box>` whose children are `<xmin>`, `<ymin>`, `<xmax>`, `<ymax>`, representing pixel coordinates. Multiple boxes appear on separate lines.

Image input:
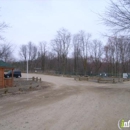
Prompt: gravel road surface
<box><xmin>0</xmin><ymin>73</ymin><xmax>130</xmax><ymax>130</ymax></box>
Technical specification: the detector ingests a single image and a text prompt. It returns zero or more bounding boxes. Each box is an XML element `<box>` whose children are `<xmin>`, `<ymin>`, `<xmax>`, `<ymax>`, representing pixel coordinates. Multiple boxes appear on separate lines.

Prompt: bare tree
<box><xmin>104</xmin><ymin>36</ymin><xmax>130</xmax><ymax>76</ymax></box>
<box><xmin>0</xmin><ymin>12</ymin><xmax>13</xmax><ymax>62</ymax></box>
<box><xmin>73</xmin><ymin>34</ymin><xmax>81</xmax><ymax>74</ymax></box>
<box><xmin>19</xmin><ymin>44</ymin><xmax>28</xmax><ymax>70</ymax></box>
<box><xmin>90</xmin><ymin>40</ymin><xmax>103</xmax><ymax>74</ymax></box>
<box><xmin>0</xmin><ymin>43</ymin><xmax>13</xmax><ymax>62</ymax></box>
<box><xmin>102</xmin><ymin>0</ymin><xmax>130</xmax><ymax>33</ymax></box>
<box><xmin>19</xmin><ymin>45</ymin><xmax>27</xmax><ymax>61</ymax></box>
<box><xmin>127</xmin><ymin>41</ymin><xmax>130</xmax><ymax>72</ymax></box>
<box><xmin>28</xmin><ymin>42</ymin><xmax>37</xmax><ymax>61</ymax></box>
<box><xmin>46</xmin><ymin>52</ymin><xmax>57</xmax><ymax>71</ymax></box>
<box><xmin>19</xmin><ymin>42</ymin><xmax>38</xmax><ymax>71</ymax></box>
<box><xmin>51</xmin><ymin>28</ymin><xmax>71</xmax><ymax>74</ymax></box>
<box><xmin>117</xmin><ymin>36</ymin><xmax>130</xmax><ymax>73</ymax></box>
<box><xmin>27</xmin><ymin>42</ymin><xmax>37</xmax><ymax>71</ymax></box>
<box><xmin>78</xmin><ymin>31</ymin><xmax>91</xmax><ymax>75</ymax></box>
<box><xmin>0</xmin><ymin>22</ymin><xmax>7</xmax><ymax>40</ymax></box>
<box><xmin>3</xmin><ymin>47</ymin><xmax>14</xmax><ymax>62</ymax></box>
<box><xmin>39</xmin><ymin>41</ymin><xmax>47</xmax><ymax>71</ymax></box>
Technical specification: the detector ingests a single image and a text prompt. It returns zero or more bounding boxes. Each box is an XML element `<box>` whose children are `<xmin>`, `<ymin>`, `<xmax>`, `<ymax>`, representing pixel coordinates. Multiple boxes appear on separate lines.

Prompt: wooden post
<box><xmin>98</xmin><ymin>78</ymin><xmax>100</xmax><ymax>83</ymax></box>
<box><xmin>32</xmin><ymin>77</ymin><xmax>35</xmax><ymax>81</ymax></box>
<box><xmin>29</xmin><ymin>84</ymin><xmax>32</xmax><ymax>89</ymax></box>
<box><xmin>79</xmin><ymin>76</ymin><xmax>80</xmax><ymax>81</ymax></box>
<box><xmin>4</xmin><ymin>88</ymin><xmax>8</xmax><ymax>94</ymax></box>
<box><xmin>39</xmin><ymin>78</ymin><xmax>41</xmax><ymax>82</ymax></box>
<box><xmin>113</xmin><ymin>79</ymin><xmax>115</xmax><ymax>83</ymax></box>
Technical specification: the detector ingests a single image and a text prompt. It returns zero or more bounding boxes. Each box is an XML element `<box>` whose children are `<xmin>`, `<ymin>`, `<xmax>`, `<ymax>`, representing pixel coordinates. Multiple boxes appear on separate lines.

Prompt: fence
<box><xmin>0</xmin><ymin>77</ymin><xmax>42</xmax><ymax>95</ymax></box>
<box><xmin>74</xmin><ymin>76</ymin><xmax>129</xmax><ymax>83</ymax></box>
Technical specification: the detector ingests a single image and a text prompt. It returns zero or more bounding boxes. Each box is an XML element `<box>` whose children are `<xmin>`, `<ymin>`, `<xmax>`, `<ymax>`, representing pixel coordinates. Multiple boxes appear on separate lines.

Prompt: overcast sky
<box><xmin>0</xmin><ymin>0</ymin><xmax>110</xmax><ymax>57</ymax></box>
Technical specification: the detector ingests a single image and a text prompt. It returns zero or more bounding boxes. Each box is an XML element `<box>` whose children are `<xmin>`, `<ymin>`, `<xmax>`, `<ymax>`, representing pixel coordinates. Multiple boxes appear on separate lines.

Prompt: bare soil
<box><xmin>0</xmin><ymin>73</ymin><xmax>130</xmax><ymax>130</ymax></box>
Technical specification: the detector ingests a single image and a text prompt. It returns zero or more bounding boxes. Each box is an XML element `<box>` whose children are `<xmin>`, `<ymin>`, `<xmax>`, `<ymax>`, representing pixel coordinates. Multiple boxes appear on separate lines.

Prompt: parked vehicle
<box><xmin>4</xmin><ymin>70</ymin><xmax>22</xmax><ymax>78</ymax></box>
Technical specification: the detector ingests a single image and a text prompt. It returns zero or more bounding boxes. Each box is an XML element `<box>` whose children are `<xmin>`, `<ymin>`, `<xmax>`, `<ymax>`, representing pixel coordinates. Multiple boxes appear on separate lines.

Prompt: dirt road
<box><xmin>0</xmin><ymin>73</ymin><xmax>130</xmax><ymax>130</ymax></box>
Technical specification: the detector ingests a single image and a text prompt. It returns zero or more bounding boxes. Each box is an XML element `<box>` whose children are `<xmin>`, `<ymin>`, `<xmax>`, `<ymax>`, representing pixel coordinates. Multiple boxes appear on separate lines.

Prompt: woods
<box><xmin>10</xmin><ymin>29</ymin><xmax>130</xmax><ymax>76</ymax></box>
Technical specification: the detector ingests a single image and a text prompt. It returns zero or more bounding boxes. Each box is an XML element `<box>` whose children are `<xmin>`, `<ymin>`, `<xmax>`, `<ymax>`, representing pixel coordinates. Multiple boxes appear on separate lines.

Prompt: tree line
<box><xmin>11</xmin><ymin>29</ymin><xmax>130</xmax><ymax>76</ymax></box>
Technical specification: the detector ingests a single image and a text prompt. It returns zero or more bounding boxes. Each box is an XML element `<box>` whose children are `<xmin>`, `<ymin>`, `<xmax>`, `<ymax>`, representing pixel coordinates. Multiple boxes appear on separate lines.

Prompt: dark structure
<box><xmin>0</xmin><ymin>60</ymin><xmax>14</xmax><ymax>88</ymax></box>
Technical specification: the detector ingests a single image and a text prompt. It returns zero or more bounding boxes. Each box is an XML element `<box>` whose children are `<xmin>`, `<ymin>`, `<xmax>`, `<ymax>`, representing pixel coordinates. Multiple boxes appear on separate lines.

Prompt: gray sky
<box><xmin>0</xmin><ymin>0</ymin><xmax>109</xmax><ymax>56</ymax></box>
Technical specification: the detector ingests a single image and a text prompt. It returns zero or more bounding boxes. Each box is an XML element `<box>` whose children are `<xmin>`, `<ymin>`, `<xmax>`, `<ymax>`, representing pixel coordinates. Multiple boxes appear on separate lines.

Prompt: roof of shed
<box><xmin>0</xmin><ymin>60</ymin><xmax>14</xmax><ymax>69</ymax></box>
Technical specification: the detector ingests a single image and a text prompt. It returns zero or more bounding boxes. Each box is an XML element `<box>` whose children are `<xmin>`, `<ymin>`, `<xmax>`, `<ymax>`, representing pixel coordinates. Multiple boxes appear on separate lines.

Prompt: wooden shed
<box><xmin>0</xmin><ymin>60</ymin><xmax>14</xmax><ymax>88</ymax></box>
